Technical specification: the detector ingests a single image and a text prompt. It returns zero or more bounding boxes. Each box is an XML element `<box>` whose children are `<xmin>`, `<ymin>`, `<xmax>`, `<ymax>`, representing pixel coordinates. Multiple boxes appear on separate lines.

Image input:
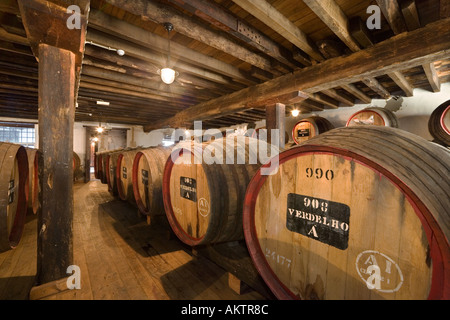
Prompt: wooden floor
<box><xmin>0</xmin><ymin>179</ymin><xmax>266</xmax><ymax>300</ymax></box>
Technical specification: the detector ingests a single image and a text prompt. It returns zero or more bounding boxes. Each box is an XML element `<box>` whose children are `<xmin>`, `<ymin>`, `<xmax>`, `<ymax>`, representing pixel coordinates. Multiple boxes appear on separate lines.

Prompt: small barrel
<box><xmin>292</xmin><ymin>116</ymin><xmax>335</xmax><ymax>145</ymax></box>
<box><xmin>428</xmin><ymin>99</ymin><xmax>450</xmax><ymax>147</ymax></box>
<box><xmin>346</xmin><ymin>107</ymin><xmax>399</xmax><ymax>128</ymax></box>
<box><xmin>132</xmin><ymin>147</ymin><xmax>172</xmax><ymax>216</ymax></box>
<box><xmin>26</xmin><ymin>148</ymin><xmax>39</xmax><ymax>214</ymax></box>
<box><xmin>0</xmin><ymin>142</ymin><xmax>29</xmax><ymax>252</ymax></box>
<box><xmin>116</xmin><ymin>148</ymin><xmax>141</xmax><ymax>203</ymax></box>
<box><xmin>243</xmin><ymin>126</ymin><xmax>449</xmax><ymax>300</ymax></box>
<box><xmin>163</xmin><ymin>137</ymin><xmax>279</xmax><ymax>246</ymax></box>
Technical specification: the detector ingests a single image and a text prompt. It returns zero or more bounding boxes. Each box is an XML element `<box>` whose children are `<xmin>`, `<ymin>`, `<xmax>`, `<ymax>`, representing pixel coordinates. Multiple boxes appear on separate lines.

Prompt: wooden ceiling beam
<box><xmin>231</xmin><ymin>0</ymin><xmax>324</xmax><ymax>62</ymax></box>
<box><xmin>166</xmin><ymin>0</ymin><xmax>300</xmax><ymax>70</ymax></box>
<box><xmin>80</xmin><ymin>65</ymin><xmax>218</xmax><ymax>100</ymax></box>
<box><xmin>143</xmin><ymin>18</ymin><xmax>450</xmax><ymax>131</ymax></box>
<box><xmin>422</xmin><ymin>62</ymin><xmax>441</xmax><ymax>92</ymax></box>
<box><xmin>399</xmin><ymin>0</ymin><xmax>442</xmax><ymax>93</ymax></box>
<box><xmin>83</xmin><ymin>46</ymin><xmax>232</xmax><ymax>95</ymax></box>
<box><xmin>376</xmin><ymin>0</ymin><xmax>408</xmax><ymax>34</ymax></box>
<box><xmin>321</xmin><ymin>88</ymin><xmax>355</xmax><ymax>107</ymax></box>
<box><xmin>303</xmin><ymin>0</ymin><xmax>394</xmax><ymax>99</ymax></box>
<box><xmin>88</xmin><ymin>9</ymin><xmax>257</xmax><ymax>86</ymax></box>
<box><xmin>103</xmin><ymin>0</ymin><xmax>275</xmax><ymax>74</ymax></box>
<box><xmin>86</xmin><ymin>29</ymin><xmax>244</xmax><ymax>90</ymax></box>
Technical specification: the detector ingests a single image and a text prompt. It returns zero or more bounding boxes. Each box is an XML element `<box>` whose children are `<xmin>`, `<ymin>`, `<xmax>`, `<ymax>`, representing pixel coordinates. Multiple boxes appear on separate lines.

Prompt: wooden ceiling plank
<box><xmin>303</xmin><ymin>0</ymin><xmax>393</xmax><ymax>99</ymax></box>
<box><xmin>86</xmin><ymin>29</ymin><xmax>244</xmax><ymax>90</ymax></box>
<box><xmin>231</xmin><ymin>0</ymin><xmax>324</xmax><ymax>62</ymax></box>
<box><xmin>103</xmin><ymin>0</ymin><xmax>275</xmax><ymax>73</ymax></box>
<box><xmin>400</xmin><ymin>0</ymin><xmax>441</xmax><ymax>93</ymax></box>
<box><xmin>422</xmin><ymin>62</ymin><xmax>441</xmax><ymax>92</ymax></box>
<box><xmin>386</xmin><ymin>71</ymin><xmax>414</xmax><ymax>96</ymax></box>
<box><xmin>142</xmin><ymin>17</ymin><xmax>450</xmax><ymax>131</ymax></box>
<box><xmin>376</xmin><ymin>0</ymin><xmax>408</xmax><ymax>34</ymax></box>
<box><xmin>322</xmin><ymin>88</ymin><xmax>355</xmax><ymax>106</ymax></box>
<box><xmin>166</xmin><ymin>0</ymin><xmax>300</xmax><ymax>70</ymax></box>
<box><xmin>88</xmin><ymin>9</ymin><xmax>257</xmax><ymax>86</ymax></box>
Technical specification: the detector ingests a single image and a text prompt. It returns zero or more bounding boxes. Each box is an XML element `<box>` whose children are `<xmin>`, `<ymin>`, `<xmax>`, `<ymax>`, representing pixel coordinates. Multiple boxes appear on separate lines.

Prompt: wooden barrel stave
<box><xmin>243</xmin><ymin>126</ymin><xmax>449</xmax><ymax>300</ymax></box>
<box><xmin>0</xmin><ymin>142</ymin><xmax>29</xmax><ymax>252</ymax></box>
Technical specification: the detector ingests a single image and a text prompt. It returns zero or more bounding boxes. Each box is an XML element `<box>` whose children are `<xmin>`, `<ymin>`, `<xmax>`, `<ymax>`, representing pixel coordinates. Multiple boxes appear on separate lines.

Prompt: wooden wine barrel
<box><xmin>428</xmin><ymin>99</ymin><xmax>450</xmax><ymax>147</ymax></box>
<box><xmin>249</xmin><ymin>127</ymin><xmax>290</xmax><ymax>145</ymax></box>
<box><xmin>94</xmin><ymin>152</ymin><xmax>100</xmax><ymax>179</ymax></box>
<box><xmin>116</xmin><ymin>148</ymin><xmax>141</xmax><ymax>203</ymax></box>
<box><xmin>106</xmin><ymin>150</ymin><xmax>122</xmax><ymax>195</ymax></box>
<box><xmin>26</xmin><ymin>148</ymin><xmax>39</xmax><ymax>214</ymax></box>
<box><xmin>132</xmin><ymin>147</ymin><xmax>172</xmax><ymax>216</ymax></box>
<box><xmin>163</xmin><ymin>137</ymin><xmax>279</xmax><ymax>246</ymax></box>
<box><xmin>346</xmin><ymin>107</ymin><xmax>399</xmax><ymax>128</ymax></box>
<box><xmin>73</xmin><ymin>151</ymin><xmax>82</xmax><ymax>181</ymax></box>
<box><xmin>292</xmin><ymin>117</ymin><xmax>335</xmax><ymax>145</ymax></box>
<box><xmin>0</xmin><ymin>142</ymin><xmax>29</xmax><ymax>252</ymax></box>
<box><xmin>243</xmin><ymin>126</ymin><xmax>449</xmax><ymax>300</ymax></box>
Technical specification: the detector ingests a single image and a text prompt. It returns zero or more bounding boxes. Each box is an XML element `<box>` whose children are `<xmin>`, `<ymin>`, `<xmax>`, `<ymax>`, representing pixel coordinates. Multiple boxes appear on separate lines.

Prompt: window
<box><xmin>0</xmin><ymin>123</ymin><xmax>36</xmax><ymax>148</ymax></box>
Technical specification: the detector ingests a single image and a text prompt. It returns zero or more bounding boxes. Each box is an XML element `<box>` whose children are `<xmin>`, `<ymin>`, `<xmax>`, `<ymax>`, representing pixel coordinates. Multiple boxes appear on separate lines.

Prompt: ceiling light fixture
<box><xmin>160</xmin><ymin>22</ymin><xmax>178</xmax><ymax>85</ymax></box>
<box><xmin>291</xmin><ymin>109</ymin><xmax>300</xmax><ymax>117</ymax></box>
<box><xmin>96</xmin><ymin>100</ymin><xmax>110</xmax><ymax>106</ymax></box>
<box><xmin>85</xmin><ymin>40</ymin><xmax>125</xmax><ymax>56</ymax></box>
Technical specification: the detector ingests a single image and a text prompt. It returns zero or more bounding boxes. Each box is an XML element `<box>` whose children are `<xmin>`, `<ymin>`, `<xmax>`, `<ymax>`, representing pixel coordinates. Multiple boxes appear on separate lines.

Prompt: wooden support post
<box><xmin>37</xmin><ymin>43</ymin><xmax>76</xmax><ymax>285</ymax></box>
<box><xmin>266</xmin><ymin>103</ymin><xmax>285</xmax><ymax>149</ymax></box>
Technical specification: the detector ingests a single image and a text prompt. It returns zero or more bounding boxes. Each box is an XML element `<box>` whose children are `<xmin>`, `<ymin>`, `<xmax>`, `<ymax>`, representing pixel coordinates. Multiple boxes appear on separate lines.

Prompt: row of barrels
<box><xmin>292</xmin><ymin>107</ymin><xmax>398</xmax><ymax>145</ymax></box>
<box><xmin>96</xmin><ymin>125</ymin><xmax>449</xmax><ymax>300</ymax></box>
<box><xmin>0</xmin><ymin>145</ymin><xmax>82</xmax><ymax>252</ymax></box>
<box><xmin>292</xmin><ymin>102</ymin><xmax>450</xmax><ymax>147</ymax></box>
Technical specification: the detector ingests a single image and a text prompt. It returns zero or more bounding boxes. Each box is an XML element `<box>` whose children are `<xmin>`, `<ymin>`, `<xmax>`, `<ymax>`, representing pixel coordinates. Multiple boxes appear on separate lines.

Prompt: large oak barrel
<box><xmin>26</xmin><ymin>148</ymin><xmax>39</xmax><ymax>214</ymax></box>
<box><xmin>243</xmin><ymin>126</ymin><xmax>449</xmax><ymax>300</ymax></box>
<box><xmin>132</xmin><ymin>147</ymin><xmax>172</xmax><ymax>216</ymax></box>
<box><xmin>163</xmin><ymin>137</ymin><xmax>279</xmax><ymax>246</ymax></box>
<box><xmin>106</xmin><ymin>150</ymin><xmax>122</xmax><ymax>196</ymax></box>
<box><xmin>428</xmin><ymin>99</ymin><xmax>450</xmax><ymax>147</ymax></box>
<box><xmin>346</xmin><ymin>107</ymin><xmax>398</xmax><ymax>127</ymax></box>
<box><xmin>94</xmin><ymin>152</ymin><xmax>100</xmax><ymax>179</ymax></box>
<box><xmin>73</xmin><ymin>151</ymin><xmax>82</xmax><ymax>181</ymax></box>
<box><xmin>292</xmin><ymin>117</ymin><xmax>335</xmax><ymax>145</ymax></box>
<box><xmin>116</xmin><ymin>148</ymin><xmax>141</xmax><ymax>203</ymax></box>
<box><xmin>94</xmin><ymin>151</ymin><xmax>108</xmax><ymax>183</ymax></box>
<box><xmin>0</xmin><ymin>142</ymin><xmax>29</xmax><ymax>252</ymax></box>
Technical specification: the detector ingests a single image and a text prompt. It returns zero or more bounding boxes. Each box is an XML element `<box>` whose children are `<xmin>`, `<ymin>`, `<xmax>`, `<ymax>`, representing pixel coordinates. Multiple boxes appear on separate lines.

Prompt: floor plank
<box><xmin>0</xmin><ymin>179</ymin><xmax>267</xmax><ymax>300</ymax></box>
